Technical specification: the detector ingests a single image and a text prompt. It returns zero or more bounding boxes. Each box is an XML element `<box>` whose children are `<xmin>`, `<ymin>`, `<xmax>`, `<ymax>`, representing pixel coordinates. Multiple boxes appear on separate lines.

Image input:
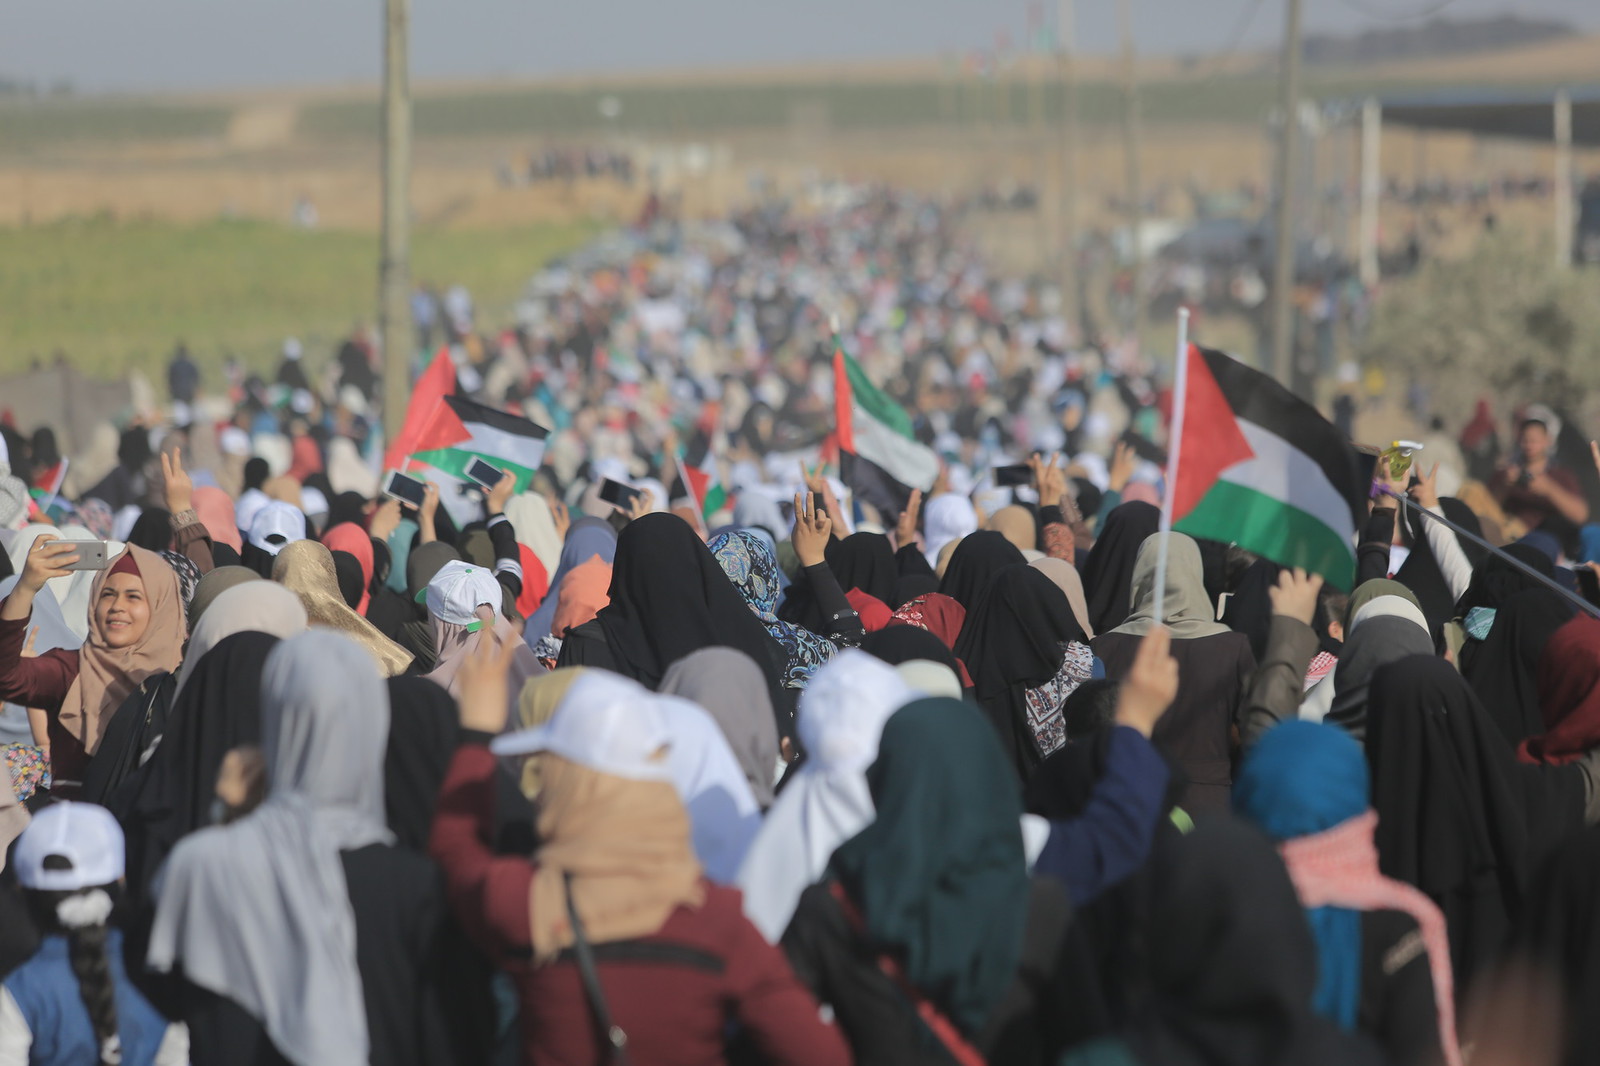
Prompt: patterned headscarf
<box><xmin>709</xmin><ymin>529</ymin><xmax>835</xmax><ymax>688</ymax></box>
<box><xmin>160</xmin><ymin>550</ymin><xmax>202</xmax><ymax>609</ymax></box>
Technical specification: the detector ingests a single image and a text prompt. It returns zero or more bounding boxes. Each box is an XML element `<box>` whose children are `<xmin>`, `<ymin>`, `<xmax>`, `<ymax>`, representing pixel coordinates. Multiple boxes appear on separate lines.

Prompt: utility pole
<box><xmin>1057</xmin><ymin>0</ymin><xmax>1079</xmax><ymax>335</ymax></box>
<box><xmin>1118</xmin><ymin>0</ymin><xmax>1144</xmax><ymax>345</ymax></box>
<box><xmin>1268</xmin><ymin>0</ymin><xmax>1303</xmax><ymax>389</ymax></box>
<box><xmin>380</xmin><ymin>0</ymin><xmax>414</xmax><ymax>442</ymax></box>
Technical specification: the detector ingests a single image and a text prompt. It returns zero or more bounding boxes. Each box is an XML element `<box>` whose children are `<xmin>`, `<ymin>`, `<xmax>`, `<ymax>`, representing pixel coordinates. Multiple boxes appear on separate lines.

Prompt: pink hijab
<box><xmin>192</xmin><ymin>486</ymin><xmax>242</xmax><ymax>552</ymax></box>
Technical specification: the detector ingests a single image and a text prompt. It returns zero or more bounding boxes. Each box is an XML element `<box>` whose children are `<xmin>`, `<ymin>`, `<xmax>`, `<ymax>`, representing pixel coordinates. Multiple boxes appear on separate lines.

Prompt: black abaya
<box><xmin>1460</xmin><ymin>588</ymin><xmax>1574</xmax><ymax>748</ymax></box>
<box><xmin>953</xmin><ymin>565</ymin><xmax>1076</xmax><ymax>779</ymax></box>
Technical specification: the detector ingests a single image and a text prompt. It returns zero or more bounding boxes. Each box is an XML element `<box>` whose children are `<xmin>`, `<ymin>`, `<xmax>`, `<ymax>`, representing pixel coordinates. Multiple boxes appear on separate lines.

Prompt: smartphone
<box><xmin>597</xmin><ymin>478</ymin><xmax>643</xmax><ymax>509</ymax></box>
<box><xmin>53</xmin><ymin>540</ymin><xmax>110</xmax><ymax>571</ymax></box>
<box><xmin>465</xmin><ymin>457</ymin><xmax>504</xmax><ymax>489</ymax></box>
<box><xmin>993</xmin><ymin>464</ymin><xmax>1033</xmax><ymax>488</ymax></box>
<box><xmin>382</xmin><ymin>470</ymin><xmax>428</xmax><ymax>509</ymax></box>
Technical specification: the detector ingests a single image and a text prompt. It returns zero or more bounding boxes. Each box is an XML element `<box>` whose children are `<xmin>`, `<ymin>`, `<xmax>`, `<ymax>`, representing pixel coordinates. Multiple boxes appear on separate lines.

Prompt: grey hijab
<box><xmin>147</xmin><ymin>631</ymin><xmax>394</xmax><ymax>1066</ymax></box>
<box><xmin>1325</xmin><ymin>615</ymin><xmax>1436</xmax><ymax>743</ymax></box>
<box><xmin>1109</xmin><ymin>532</ymin><xmax>1230</xmax><ymax>640</ymax></box>
<box><xmin>660</xmin><ymin>647</ymin><xmax>781</xmax><ymax>808</ymax></box>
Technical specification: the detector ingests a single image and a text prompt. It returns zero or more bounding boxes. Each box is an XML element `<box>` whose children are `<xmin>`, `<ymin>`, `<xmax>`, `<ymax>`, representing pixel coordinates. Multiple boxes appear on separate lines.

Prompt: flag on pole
<box><xmin>405</xmin><ymin>395</ymin><xmax>549</xmax><ymax>492</ymax></box>
<box><xmin>384</xmin><ymin>348</ymin><xmax>457</xmax><ymax>470</ymax></box>
<box><xmin>832</xmin><ymin>342</ymin><xmax>940</xmax><ymax>520</ymax></box>
<box><xmin>672</xmin><ymin>450</ymin><xmax>728</xmax><ymax>521</ymax></box>
<box><xmin>1169</xmin><ymin>345</ymin><xmax>1368</xmax><ymax>590</ymax></box>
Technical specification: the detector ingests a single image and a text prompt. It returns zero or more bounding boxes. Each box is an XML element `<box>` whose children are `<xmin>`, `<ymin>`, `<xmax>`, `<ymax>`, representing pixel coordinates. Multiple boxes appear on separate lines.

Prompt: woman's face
<box><xmin>96</xmin><ymin>573</ymin><xmax>150</xmax><ymax>648</ymax></box>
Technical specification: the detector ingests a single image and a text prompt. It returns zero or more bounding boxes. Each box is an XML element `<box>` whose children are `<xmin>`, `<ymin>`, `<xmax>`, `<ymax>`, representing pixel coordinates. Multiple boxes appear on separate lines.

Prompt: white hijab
<box><xmin>921</xmin><ymin>493</ymin><xmax>979</xmax><ymax>569</ymax></box>
<box><xmin>654</xmin><ymin>694</ymin><xmax>763</xmax><ymax>885</ymax></box>
<box><xmin>735</xmin><ymin>650</ymin><xmax>917</xmax><ymax>942</ymax></box>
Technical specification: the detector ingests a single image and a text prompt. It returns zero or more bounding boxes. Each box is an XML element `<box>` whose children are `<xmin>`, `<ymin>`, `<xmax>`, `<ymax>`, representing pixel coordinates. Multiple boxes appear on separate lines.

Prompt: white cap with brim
<box><xmin>420</xmin><ymin>559</ymin><xmax>502</xmax><ymax>631</ymax></box>
<box><xmin>248</xmin><ymin>500</ymin><xmax>306</xmax><ymax>556</ymax></box>
<box><xmin>13</xmin><ymin>801</ymin><xmax>125</xmax><ymax>891</ymax></box>
<box><xmin>491</xmin><ymin>671</ymin><xmax>675</xmax><ymax>782</ymax></box>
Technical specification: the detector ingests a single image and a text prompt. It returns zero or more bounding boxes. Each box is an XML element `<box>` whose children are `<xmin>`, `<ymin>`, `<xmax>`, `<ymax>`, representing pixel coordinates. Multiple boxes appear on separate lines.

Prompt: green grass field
<box><xmin>0</xmin><ymin>217</ymin><xmax>598</xmax><ymax>378</ymax></box>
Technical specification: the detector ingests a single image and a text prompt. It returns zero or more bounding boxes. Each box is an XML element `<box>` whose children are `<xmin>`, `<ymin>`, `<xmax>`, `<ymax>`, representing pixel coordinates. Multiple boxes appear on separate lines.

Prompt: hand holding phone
<box><xmin>597</xmin><ymin>478</ymin><xmax>643</xmax><ymax>510</ymax></box>
<box><xmin>52</xmin><ymin>541</ymin><xmax>110</xmax><ymax>572</ymax></box>
<box><xmin>465</xmin><ymin>457</ymin><xmax>505</xmax><ymax>489</ymax></box>
<box><xmin>993</xmin><ymin>464</ymin><xmax>1033</xmax><ymax>488</ymax></box>
<box><xmin>382</xmin><ymin>470</ymin><xmax>429</xmax><ymax>509</ymax></box>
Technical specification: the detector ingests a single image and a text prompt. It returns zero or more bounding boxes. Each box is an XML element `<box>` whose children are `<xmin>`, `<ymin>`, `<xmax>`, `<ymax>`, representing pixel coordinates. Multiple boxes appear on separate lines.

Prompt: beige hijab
<box><xmin>504</xmin><ymin>493</ymin><xmax>564</xmax><ymax>578</ymax></box>
<box><xmin>1030</xmin><ymin>557</ymin><xmax>1095</xmax><ymax>639</ymax></box>
<box><xmin>529</xmin><ymin>754</ymin><xmax>705</xmax><ymax>962</ymax></box>
<box><xmin>516</xmin><ymin>668</ymin><xmax>589</xmax><ymax>798</ymax></box>
<box><xmin>175</xmin><ymin>581</ymin><xmax>308</xmax><ymax>696</ymax></box>
<box><xmin>271</xmin><ymin>540</ymin><xmax>413</xmax><ymax>676</ymax></box>
<box><xmin>1109</xmin><ymin>532</ymin><xmax>1230</xmax><ymax>641</ymax></box>
<box><xmin>62</xmin><ymin>544</ymin><xmax>187</xmax><ymax>754</ymax></box>
<box><xmin>990</xmin><ymin>505</ymin><xmax>1038</xmax><ymax>554</ymax></box>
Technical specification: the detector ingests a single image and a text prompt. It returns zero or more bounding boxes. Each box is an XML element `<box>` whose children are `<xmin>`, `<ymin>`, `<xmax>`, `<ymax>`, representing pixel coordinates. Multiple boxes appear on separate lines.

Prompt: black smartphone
<box><xmin>382</xmin><ymin>470</ymin><xmax>428</xmax><ymax>508</ymax></box>
<box><xmin>597</xmin><ymin>478</ymin><xmax>643</xmax><ymax>509</ymax></box>
<box><xmin>1579</xmin><ymin>566</ymin><xmax>1600</xmax><ymax>608</ymax></box>
<box><xmin>993</xmin><ymin>463</ymin><xmax>1033</xmax><ymax>488</ymax></box>
<box><xmin>465</xmin><ymin>457</ymin><xmax>505</xmax><ymax>489</ymax></box>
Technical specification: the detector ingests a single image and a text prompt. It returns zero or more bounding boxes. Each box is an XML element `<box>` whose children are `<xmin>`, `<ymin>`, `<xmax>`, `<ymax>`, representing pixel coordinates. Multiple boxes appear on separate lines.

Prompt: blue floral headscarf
<box><xmin>709</xmin><ymin>529</ymin><xmax>835</xmax><ymax>688</ymax></box>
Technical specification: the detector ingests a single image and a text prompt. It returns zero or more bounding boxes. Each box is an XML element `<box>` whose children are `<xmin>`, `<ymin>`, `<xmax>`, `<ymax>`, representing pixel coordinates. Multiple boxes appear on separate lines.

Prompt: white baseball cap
<box><xmin>248</xmin><ymin>500</ymin><xmax>306</xmax><ymax>556</ymax></box>
<box><xmin>421</xmin><ymin>559</ymin><xmax>502</xmax><ymax>630</ymax></box>
<box><xmin>491</xmin><ymin>672</ymin><xmax>675</xmax><ymax>782</ymax></box>
<box><xmin>13</xmin><ymin>802</ymin><xmax>125</xmax><ymax>891</ymax></box>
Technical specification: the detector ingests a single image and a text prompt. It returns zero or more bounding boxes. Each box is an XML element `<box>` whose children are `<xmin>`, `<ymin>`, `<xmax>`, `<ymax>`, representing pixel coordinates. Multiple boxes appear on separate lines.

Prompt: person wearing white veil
<box><xmin>735</xmin><ymin>650</ymin><xmax>918</xmax><ymax>942</ymax></box>
<box><xmin>653</xmin><ymin>690</ymin><xmax>763</xmax><ymax>884</ymax></box>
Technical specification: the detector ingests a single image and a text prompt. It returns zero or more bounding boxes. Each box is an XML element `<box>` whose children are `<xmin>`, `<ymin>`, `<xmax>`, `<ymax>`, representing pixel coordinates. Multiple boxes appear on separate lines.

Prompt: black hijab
<box><xmin>862</xmin><ymin>623</ymin><xmax>966</xmax><ymax>684</ymax></box>
<box><xmin>1461</xmin><ymin>588</ymin><xmax>1575</xmax><ymax>748</ymax></box>
<box><xmin>1365</xmin><ymin>656</ymin><xmax>1531</xmax><ymax>995</ymax></box>
<box><xmin>331</xmin><ymin>550</ymin><xmax>366</xmax><ymax>610</ymax></box>
<box><xmin>1082</xmin><ymin>501</ymin><xmax>1161</xmax><ymax>634</ymax></box>
<box><xmin>952</xmin><ymin>564</ymin><xmax>1075</xmax><ymax>780</ymax></box>
<box><xmin>938</xmin><ymin>530</ymin><xmax>1026</xmax><ymax>611</ymax></box>
<box><xmin>1126</xmin><ymin>818</ymin><xmax>1384</xmax><ymax>1066</ymax></box>
<box><xmin>1220</xmin><ymin>558</ymin><xmax>1281</xmax><ymax>663</ymax></box>
<box><xmin>1455</xmin><ymin>543</ymin><xmax>1555</xmax><ymax>618</ymax></box>
<box><xmin>595</xmin><ymin>513</ymin><xmax>786</xmax><ymax>696</ymax></box>
<box><xmin>112</xmin><ymin>631</ymin><xmax>280</xmax><ymax>907</ymax></box>
<box><xmin>128</xmin><ymin>507</ymin><xmax>174</xmax><ymax>553</ymax></box>
<box><xmin>890</xmin><ymin>574</ymin><xmax>939</xmax><ymax>610</ymax></box>
<box><xmin>825</xmin><ymin>532</ymin><xmax>898</xmax><ymax>605</ymax></box>
<box><xmin>383</xmin><ymin>676</ymin><xmax>461</xmax><ymax>852</ymax></box>
<box><xmin>327</xmin><ymin>491</ymin><xmax>368</xmax><ymax>532</ymax></box>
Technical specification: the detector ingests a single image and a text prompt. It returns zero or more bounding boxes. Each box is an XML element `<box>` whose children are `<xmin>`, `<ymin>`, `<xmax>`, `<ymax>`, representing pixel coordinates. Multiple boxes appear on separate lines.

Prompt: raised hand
<box><xmin>486</xmin><ymin>471</ymin><xmax>516</xmax><ymax>516</ymax></box>
<box><xmin>1412</xmin><ymin>461</ymin><xmax>1441</xmax><ymax>510</ymax></box>
<box><xmin>1268</xmin><ymin>568</ymin><xmax>1324</xmax><ymax>627</ymax></box>
<box><xmin>161</xmin><ymin>448</ymin><xmax>193</xmax><ymax>514</ymax></box>
<box><xmin>550</xmin><ymin>497</ymin><xmax>571</xmax><ymax>541</ymax></box>
<box><xmin>1029</xmin><ymin>451</ymin><xmax>1066</xmax><ymax>507</ymax></box>
<box><xmin>368</xmin><ymin>498</ymin><xmax>403</xmax><ymax>543</ymax></box>
<box><xmin>792</xmin><ymin>492</ymin><xmax>833</xmax><ymax>568</ymax></box>
<box><xmin>1108</xmin><ymin>441</ymin><xmax>1137</xmax><ymax>494</ymax></box>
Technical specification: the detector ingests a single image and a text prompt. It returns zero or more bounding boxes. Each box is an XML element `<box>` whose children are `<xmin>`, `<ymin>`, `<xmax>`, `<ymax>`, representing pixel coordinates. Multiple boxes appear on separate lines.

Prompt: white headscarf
<box><xmin>921</xmin><ymin>493</ymin><xmax>979</xmax><ymax>569</ymax></box>
<box><xmin>147</xmin><ymin>632</ymin><xmax>394</xmax><ymax>1066</ymax></box>
<box><xmin>735</xmin><ymin>650</ymin><xmax>917</xmax><ymax>942</ymax></box>
<box><xmin>654</xmin><ymin>694</ymin><xmax>762</xmax><ymax>884</ymax></box>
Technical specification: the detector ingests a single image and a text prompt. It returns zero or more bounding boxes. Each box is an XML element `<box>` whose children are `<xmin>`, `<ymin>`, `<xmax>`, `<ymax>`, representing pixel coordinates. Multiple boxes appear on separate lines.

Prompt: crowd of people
<box><xmin>2</xmin><ymin>185</ymin><xmax>1600</xmax><ymax>1065</ymax></box>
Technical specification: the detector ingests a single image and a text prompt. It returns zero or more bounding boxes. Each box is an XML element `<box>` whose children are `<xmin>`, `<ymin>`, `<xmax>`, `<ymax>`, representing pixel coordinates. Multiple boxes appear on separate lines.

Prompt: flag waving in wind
<box><xmin>671</xmin><ymin>450</ymin><xmax>729</xmax><ymax>521</ymax></box>
<box><xmin>406</xmin><ymin>395</ymin><xmax>549</xmax><ymax>493</ymax></box>
<box><xmin>1170</xmin><ymin>345</ymin><xmax>1368</xmax><ymax>590</ymax></box>
<box><xmin>832</xmin><ymin>341</ymin><xmax>940</xmax><ymax>519</ymax></box>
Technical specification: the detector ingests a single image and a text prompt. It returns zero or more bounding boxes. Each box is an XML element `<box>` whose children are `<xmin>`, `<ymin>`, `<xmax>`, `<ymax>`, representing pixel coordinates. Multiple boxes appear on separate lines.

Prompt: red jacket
<box><xmin>429</xmin><ymin>743</ymin><xmax>852</xmax><ymax>1066</ymax></box>
<box><xmin>0</xmin><ymin>610</ymin><xmax>88</xmax><ymax>783</ymax></box>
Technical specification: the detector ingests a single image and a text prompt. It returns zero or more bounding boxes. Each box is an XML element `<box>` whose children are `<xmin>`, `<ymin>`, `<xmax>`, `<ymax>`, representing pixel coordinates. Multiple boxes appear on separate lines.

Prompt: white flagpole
<box><xmin>1152</xmin><ymin>308</ymin><xmax>1191</xmax><ymax>624</ymax></box>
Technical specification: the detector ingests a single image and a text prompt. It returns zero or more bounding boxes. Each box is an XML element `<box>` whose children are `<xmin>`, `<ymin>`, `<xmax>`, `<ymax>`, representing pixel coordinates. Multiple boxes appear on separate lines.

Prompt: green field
<box><xmin>0</xmin><ymin>217</ymin><xmax>598</xmax><ymax>378</ymax></box>
<box><xmin>5</xmin><ymin>70</ymin><xmax>1587</xmax><ymax>151</ymax></box>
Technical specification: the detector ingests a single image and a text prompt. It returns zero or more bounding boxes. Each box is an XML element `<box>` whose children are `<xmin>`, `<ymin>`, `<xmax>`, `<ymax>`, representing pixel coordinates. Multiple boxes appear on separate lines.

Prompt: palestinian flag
<box><xmin>406</xmin><ymin>395</ymin><xmax>549</xmax><ymax>492</ymax></box>
<box><xmin>384</xmin><ymin>348</ymin><xmax>457</xmax><ymax>471</ymax></box>
<box><xmin>833</xmin><ymin>344</ymin><xmax>939</xmax><ymax>518</ymax></box>
<box><xmin>1171</xmin><ymin>345</ymin><xmax>1368</xmax><ymax>590</ymax></box>
<box><xmin>672</xmin><ymin>451</ymin><xmax>729</xmax><ymax>521</ymax></box>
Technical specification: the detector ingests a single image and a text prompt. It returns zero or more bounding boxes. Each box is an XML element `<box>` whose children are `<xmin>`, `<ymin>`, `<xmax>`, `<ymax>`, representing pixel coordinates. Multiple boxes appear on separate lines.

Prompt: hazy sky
<box><xmin>5</xmin><ymin>0</ymin><xmax>1598</xmax><ymax>94</ymax></box>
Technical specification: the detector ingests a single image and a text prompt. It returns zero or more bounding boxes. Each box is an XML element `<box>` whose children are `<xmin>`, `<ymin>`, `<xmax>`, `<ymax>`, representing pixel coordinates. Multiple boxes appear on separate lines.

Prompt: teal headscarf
<box><xmin>829</xmin><ymin>698</ymin><xmax>1030</xmax><ymax>1037</ymax></box>
<box><xmin>384</xmin><ymin>519</ymin><xmax>419</xmax><ymax>594</ymax></box>
<box><xmin>1233</xmin><ymin>720</ymin><xmax>1368</xmax><ymax>1030</ymax></box>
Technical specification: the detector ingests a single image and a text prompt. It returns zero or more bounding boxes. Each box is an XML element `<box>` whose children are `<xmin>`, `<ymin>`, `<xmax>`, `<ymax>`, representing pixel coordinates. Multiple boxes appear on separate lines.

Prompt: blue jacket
<box><xmin>2</xmin><ymin>931</ymin><xmax>172</xmax><ymax>1066</ymax></box>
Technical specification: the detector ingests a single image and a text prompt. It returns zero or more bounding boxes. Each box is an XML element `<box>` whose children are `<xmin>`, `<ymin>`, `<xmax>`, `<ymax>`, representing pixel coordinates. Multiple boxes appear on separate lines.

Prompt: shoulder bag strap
<box><xmin>564</xmin><ymin>871</ymin><xmax>633</xmax><ymax>1066</ymax></box>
